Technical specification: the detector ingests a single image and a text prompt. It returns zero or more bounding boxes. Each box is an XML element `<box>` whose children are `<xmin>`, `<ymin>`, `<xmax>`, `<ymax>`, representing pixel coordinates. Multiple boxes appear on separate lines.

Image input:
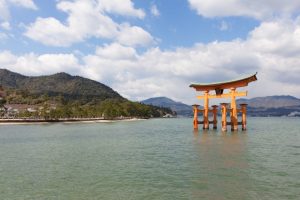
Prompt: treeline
<box><xmin>18</xmin><ymin>99</ymin><xmax>173</xmax><ymax>119</ymax></box>
<box><xmin>3</xmin><ymin>89</ymin><xmax>175</xmax><ymax>119</ymax></box>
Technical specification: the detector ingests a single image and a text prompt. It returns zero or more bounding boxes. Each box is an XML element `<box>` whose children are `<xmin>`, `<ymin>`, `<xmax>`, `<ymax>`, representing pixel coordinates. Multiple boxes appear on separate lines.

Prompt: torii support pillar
<box><xmin>221</xmin><ymin>103</ymin><xmax>229</xmax><ymax>132</ymax></box>
<box><xmin>240</xmin><ymin>103</ymin><xmax>247</xmax><ymax>131</ymax></box>
<box><xmin>211</xmin><ymin>105</ymin><xmax>218</xmax><ymax>129</ymax></box>
<box><xmin>230</xmin><ymin>88</ymin><xmax>238</xmax><ymax>131</ymax></box>
<box><xmin>192</xmin><ymin>104</ymin><xmax>199</xmax><ymax>130</ymax></box>
<box><xmin>203</xmin><ymin>91</ymin><xmax>209</xmax><ymax>129</ymax></box>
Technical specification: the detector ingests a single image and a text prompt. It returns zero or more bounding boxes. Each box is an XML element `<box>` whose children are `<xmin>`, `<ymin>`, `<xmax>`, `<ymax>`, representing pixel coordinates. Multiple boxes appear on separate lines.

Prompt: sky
<box><xmin>0</xmin><ymin>0</ymin><xmax>300</xmax><ymax>104</ymax></box>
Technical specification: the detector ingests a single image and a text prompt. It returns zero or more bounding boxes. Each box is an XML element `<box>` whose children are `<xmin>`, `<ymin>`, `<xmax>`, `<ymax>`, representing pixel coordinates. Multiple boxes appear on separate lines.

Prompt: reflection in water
<box><xmin>191</xmin><ymin>131</ymin><xmax>251</xmax><ymax>200</ymax></box>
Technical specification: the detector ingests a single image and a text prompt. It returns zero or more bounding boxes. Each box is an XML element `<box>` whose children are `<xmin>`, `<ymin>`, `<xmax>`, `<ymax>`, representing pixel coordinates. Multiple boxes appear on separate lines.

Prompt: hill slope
<box><xmin>237</xmin><ymin>96</ymin><xmax>300</xmax><ymax>116</ymax></box>
<box><xmin>142</xmin><ymin>97</ymin><xmax>192</xmax><ymax>116</ymax></box>
<box><xmin>141</xmin><ymin>95</ymin><xmax>300</xmax><ymax>117</ymax></box>
<box><xmin>0</xmin><ymin>69</ymin><xmax>123</xmax><ymax>101</ymax></box>
<box><xmin>0</xmin><ymin>69</ymin><xmax>173</xmax><ymax>119</ymax></box>
<box><xmin>237</xmin><ymin>95</ymin><xmax>300</xmax><ymax>108</ymax></box>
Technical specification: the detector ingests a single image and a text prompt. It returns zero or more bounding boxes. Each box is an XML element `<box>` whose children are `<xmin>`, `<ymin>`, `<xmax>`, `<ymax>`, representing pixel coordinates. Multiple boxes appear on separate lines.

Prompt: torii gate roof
<box><xmin>189</xmin><ymin>73</ymin><xmax>257</xmax><ymax>91</ymax></box>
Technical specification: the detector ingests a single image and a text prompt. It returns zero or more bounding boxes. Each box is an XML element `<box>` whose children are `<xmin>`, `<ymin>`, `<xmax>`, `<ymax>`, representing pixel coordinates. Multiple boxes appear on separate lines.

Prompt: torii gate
<box><xmin>189</xmin><ymin>73</ymin><xmax>257</xmax><ymax>131</ymax></box>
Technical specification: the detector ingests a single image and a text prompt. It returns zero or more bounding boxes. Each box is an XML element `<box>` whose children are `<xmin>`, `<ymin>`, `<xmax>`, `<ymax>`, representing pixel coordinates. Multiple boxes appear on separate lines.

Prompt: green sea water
<box><xmin>0</xmin><ymin>118</ymin><xmax>299</xmax><ymax>200</ymax></box>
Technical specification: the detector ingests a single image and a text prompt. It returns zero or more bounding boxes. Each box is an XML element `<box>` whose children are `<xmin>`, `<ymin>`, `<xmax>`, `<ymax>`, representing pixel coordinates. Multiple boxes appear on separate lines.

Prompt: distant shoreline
<box><xmin>0</xmin><ymin>117</ymin><xmax>147</xmax><ymax>124</ymax></box>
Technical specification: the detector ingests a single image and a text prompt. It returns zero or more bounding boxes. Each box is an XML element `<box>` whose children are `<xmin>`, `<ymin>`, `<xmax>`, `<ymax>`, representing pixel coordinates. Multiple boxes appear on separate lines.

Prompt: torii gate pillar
<box><xmin>230</xmin><ymin>88</ymin><xmax>238</xmax><ymax>131</ymax></box>
<box><xmin>203</xmin><ymin>91</ymin><xmax>209</xmax><ymax>129</ymax></box>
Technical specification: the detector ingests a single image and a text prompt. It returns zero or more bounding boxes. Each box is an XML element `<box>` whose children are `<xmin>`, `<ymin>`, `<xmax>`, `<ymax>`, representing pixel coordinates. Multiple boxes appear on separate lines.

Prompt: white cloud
<box><xmin>150</xmin><ymin>4</ymin><xmax>160</xmax><ymax>17</ymax></box>
<box><xmin>117</xmin><ymin>24</ymin><xmax>155</xmax><ymax>47</ymax></box>
<box><xmin>0</xmin><ymin>0</ymin><xmax>10</xmax><ymax>21</ymax></box>
<box><xmin>24</xmin><ymin>0</ymin><xmax>153</xmax><ymax>47</ymax></box>
<box><xmin>1</xmin><ymin>21</ymin><xmax>10</xmax><ymax>30</ymax></box>
<box><xmin>248</xmin><ymin>18</ymin><xmax>300</xmax><ymax>56</ymax></box>
<box><xmin>25</xmin><ymin>17</ymin><xmax>81</xmax><ymax>47</ymax></box>
<box><xmin>0</xmin><ymin>51</ymin><xmax>16</xmax><ymax>65</ymax></box>
<box><xmin>0</xmin><ymin>51</ymin><xmax>80</xmax><ymax>76</ymax></box>
<box><xmin>25</xmin><ymin>1</ymin><xmax>118</xmax><ymax>47</ymax></box>
<box><xmin>219</xmin><ymin>20</ymin><xmax>229</xmax><ymax>31</ymax></box>
<box><xmin>80</xmin><ymin>17</ymin><xmax>300</xmax><ymax>103</ymax></box>
<box><xmin>4</xmin><ymin>17</ymin><xmax>300</xmax><ymax>103</ymax></box>
<box><xmin>9</xmin><ymin>0</ymin><xmax>37</xmax><ymax>10</ymax></box>
<box><xmin>0</xmin><ymin>32</ymin><xmax>8</xmax><ymax>40</ymax></box>
<box><xmin>188</xmin><ymin>0</ymin><xmax>300</xmax><ymax>20</ymax></box>
<box><xmin>95</xmin><ymin>43</ymin><xmax>138</xmax><ymax>60</ymax></box>
<box><xmin>98</xmin><ymin>0</ymin><xmax>145</xmax><ymax>18</ymax></box>
<box><xmin>0</xmin><ymin>0</ymin><xmax>37</xmax><ymax>21</ymax></box>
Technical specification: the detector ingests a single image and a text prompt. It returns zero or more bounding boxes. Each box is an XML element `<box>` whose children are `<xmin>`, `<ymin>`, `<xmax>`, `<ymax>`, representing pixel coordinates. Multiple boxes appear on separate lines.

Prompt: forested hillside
<box><xmin>0</xmin><ymin>69</ymin><xmax>174</xmax><ymax>119</ymax></box>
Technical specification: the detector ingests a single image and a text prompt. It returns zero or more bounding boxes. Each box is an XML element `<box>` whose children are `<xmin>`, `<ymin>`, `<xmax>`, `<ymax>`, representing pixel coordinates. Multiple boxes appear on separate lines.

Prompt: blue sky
<box><xmin>0</xmin><ymin>0</ymin><xmax>300</xmax><ymax>104</ymax></box>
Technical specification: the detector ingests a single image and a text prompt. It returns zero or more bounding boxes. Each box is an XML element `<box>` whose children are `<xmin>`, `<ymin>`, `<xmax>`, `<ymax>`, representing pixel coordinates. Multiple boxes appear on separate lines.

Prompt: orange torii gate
<box><xmin>189</xmin><ymin>73</ymin><xmax>257</xmax><ymax>131</ymax></box>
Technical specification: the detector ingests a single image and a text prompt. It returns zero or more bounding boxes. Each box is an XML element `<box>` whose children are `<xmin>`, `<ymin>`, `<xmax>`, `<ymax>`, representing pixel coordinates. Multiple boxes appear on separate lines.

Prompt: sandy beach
<box><xmin>0</xmin><ymin>117</ymin><xmax>146</xmax><ymax>125</ymax></box>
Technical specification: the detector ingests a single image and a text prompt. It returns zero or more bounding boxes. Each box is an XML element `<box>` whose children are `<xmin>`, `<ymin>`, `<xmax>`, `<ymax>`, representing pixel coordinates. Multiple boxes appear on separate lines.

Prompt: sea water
<box><xmin>0</xmin><ymin>118</ymin><xmax>299</xmax><ymax>200</ymax></box>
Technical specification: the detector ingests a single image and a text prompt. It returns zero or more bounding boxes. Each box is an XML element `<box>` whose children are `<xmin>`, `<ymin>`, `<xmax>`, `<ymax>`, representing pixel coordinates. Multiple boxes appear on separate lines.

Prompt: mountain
<box><xmin>237</xmin><ymin>95</ymin><xmax>300</xmax><ymax>116</ymax></box>
<box><xmin>141</xmin><ymin>97</ymin><xmax>193</xmax><ymax>116</ymax></box>
<box><xmin>0</xmin><ymin>69</ymin><xmax>173</xmax><ymax>119</ymax></box>
<box><xmin>0</xmin><ymin>69</ymin><xmax>123</xmax><ymax>101</ymax></box>
<box><xmin>237</xmin><ymin>95</ymin><xmax>300</xmax><ymax>108</ymax></box>
<box><xmin>141</xmin><ymin>95</ymin><xmax>300</xmax><ymax>117</ymax></box>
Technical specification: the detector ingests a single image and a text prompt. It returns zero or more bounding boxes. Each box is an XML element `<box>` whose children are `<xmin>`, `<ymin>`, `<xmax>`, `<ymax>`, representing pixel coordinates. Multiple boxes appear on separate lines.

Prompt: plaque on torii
<box><xmin>189</xmin><ymin>73</ymin><xmax>257</xmax><ymax>131</ymax></box>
